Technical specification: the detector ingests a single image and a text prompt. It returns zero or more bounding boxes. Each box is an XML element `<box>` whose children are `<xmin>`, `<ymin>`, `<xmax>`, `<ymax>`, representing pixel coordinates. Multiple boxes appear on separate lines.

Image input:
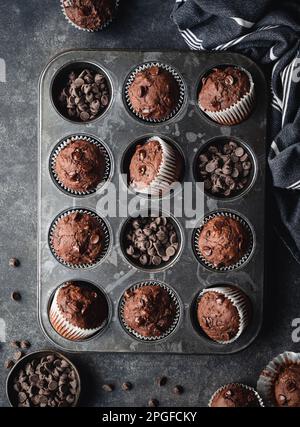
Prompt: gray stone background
<box><xmin>0</xmin><ymin>0</ymin><xmax>299</xmax><ymax>407</ymax></box>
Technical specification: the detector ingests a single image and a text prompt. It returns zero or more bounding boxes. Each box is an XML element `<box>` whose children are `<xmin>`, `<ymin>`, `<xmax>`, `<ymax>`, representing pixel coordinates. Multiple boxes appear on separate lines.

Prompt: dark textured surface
<box><xmin>0</xmin><ymin>0</ymin><xmax>299</xmax><ymax>407</ymax></box>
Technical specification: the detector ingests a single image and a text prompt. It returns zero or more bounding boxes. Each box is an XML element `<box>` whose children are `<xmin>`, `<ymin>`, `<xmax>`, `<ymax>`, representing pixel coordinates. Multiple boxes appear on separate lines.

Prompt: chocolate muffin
<box><xmin>274</xmin><ymin>364</ymin><xmax>300</xmax><ymax>407</ymax></box>
<box><xmin>54</xmin><ymin>139</ymin><xmax>106</xmax><ymax>193</ymax></box>
<box><xmin>122</xmin><ymin>284</ymin><xmax>177</xmax><ymax>338</ymax></box>
<box><xmin>50</xmin><ymin>211</ymin><xmax>105</xmax><ymax>266</ymax></box>
<box><xmin>62</xmin><ymin>0</ymin><xmax>116</xmax><ymax>31</ymax></box>
<box><xmin>210</xmin><ymin>384</ymin><xmax>262</xmax><ymax>407</ymax></box>
<box><xmin>198</xmin><ymin>66</ymin><xmax>254</xmax><ymax>125</ymax></box>
<box><xmin>127</xmin><ymin>65</ymin><xmax>180</xmax><ymax>121</ymax></box>
<box><xmin>197</xmin><ymin>290</ymin><xmax>241</xmax><ymax>342</ymax></box>
<box><xmin>50</xmin><ymin>281</ymin><xmax>108</xmax><ymax>340</ymax></box>
<box><xmin>198</xmin><ymin>215</ymin><xmax>250</xmax><ymax>268</ymax></box>
<box><xmin>128</xmin><ymin>137</ymin><xmax>180</xmax><ymax>196</ymax></box>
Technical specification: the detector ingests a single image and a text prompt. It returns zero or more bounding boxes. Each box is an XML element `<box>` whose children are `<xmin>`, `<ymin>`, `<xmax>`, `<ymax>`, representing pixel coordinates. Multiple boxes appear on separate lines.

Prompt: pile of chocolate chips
<box><xmin>198</xmin><ymin>140</ymin><xmax>252</xmax><ymax>197</ymax></box>
<box><xmin>12</xmin><ymin>354</ymin><xmax>78</xmax><ymax>407</ymax></box>
<box><xmin>125</xmin><ymin>216</ymin><xmax>179</xmax><ymax>267</ymax></box>
<box><xmin>59</xmin><ymin>68</ymin><xmax>110</xmax><ymax>121</ymax></box>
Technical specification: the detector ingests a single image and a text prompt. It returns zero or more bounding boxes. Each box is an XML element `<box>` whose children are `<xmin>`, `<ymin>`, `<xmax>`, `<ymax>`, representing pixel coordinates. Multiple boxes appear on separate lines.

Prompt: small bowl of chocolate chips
<box><xmin>6</xmin><ymin>350</ymin><xmax>81</xmax><ymax>407</ymax></box>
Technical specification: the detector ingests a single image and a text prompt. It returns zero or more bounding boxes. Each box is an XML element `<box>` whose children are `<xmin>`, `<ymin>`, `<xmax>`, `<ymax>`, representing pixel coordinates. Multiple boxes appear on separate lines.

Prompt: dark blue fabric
<box><xmin>172</xmin><ymin>0</ymin><xmax>300</xmax><ymax>263</ymax></box>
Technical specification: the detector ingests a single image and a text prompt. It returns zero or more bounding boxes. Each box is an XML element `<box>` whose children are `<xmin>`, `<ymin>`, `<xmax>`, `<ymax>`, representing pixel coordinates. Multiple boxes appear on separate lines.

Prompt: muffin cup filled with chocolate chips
<box><xmin>49</xmin><ymin>280</ymin><xmax>110</xmax><ymax>341</ymax></box>
<box><xmin>50</xmin><ymin>134</ymin><xmax>113</xmax><ymax>196</ymax></box>
<box><xmin>257</xmin><ymin>351</ymin><xmax>300</xmax><ymax>407</ymax></box>
<box><xmin>195</xmin><ymin>286</ymin><xmax>251</xmax><ymax>344</ymax></box>
<box><xmin>124</xmin><ymin>62</ymin><xmax>185</xmax><ymax>123</ymax></box>
<box><xmin>197</xmin><ymin>65</ymin><xmax>255</xmax><ymax>126</ymax></box>
<box><xmin>120</xmin><ymin>211</ymin><xmax>183</xmax><ymax>272</ymax></box>
<box><xmin>6</xmin><ymin>350</ymin><xmax>81</xmax><ymax>407</ymax></box>
<box><xmin>194</xmin><ymin>137</ymin><xmax>256</xmax><ymax>200</ymax></box>
<box><xmin>209</xmin><ymin>383</ymin><xmax>264</xmax><ymax>407</ymax></box>
<box><xmin>192</xmin><ymin>210</ymin><xmax>254</xmax><ymax>271</ymax></box>
<box><xmin>121</xmin><ymin>135</ymin><xmax>184</xmax><ymax>198</ymax></box>
<box><xmin>49</xmin><ymin>208</ymin><xmax>111</xmax><ymax>269</ymax></box>
<box><xmin>61</xmin><ymin>0</ymin><xmax>119</xmax><ymax>32</ymax></box>
<box><xmin>119</xmin><ymin>281</ymin><xmax>181</xmax><ymax>342</ymax></box>
<box><xmin>51</xmin><ymin>61</ymin><xmax>112</xmax><ymax>123</ymax></box>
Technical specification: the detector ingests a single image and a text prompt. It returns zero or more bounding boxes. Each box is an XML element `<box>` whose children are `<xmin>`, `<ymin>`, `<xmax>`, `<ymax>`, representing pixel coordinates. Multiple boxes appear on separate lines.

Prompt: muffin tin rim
<box><xmin>192</xmin><ymin>135</ymin><xmax>258</xmax><ymax>202</ymax></box>
<box><xmin>118</xmin><ymin>208</ymin><xmax>185</xmax><ymax>273</ymax></box>
<box><xmin>50</xmin><ymin>59</ymin><xmax>114</xmax><ymax>124</ymax></box>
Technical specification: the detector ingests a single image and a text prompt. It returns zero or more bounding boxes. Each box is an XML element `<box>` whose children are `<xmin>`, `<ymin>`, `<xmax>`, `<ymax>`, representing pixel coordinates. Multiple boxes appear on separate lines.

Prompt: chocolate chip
<box><xmin>225</xmin><ymin>75</ymin><xmax>234</xmax><ymax>85</ymax></box>
<box><xmin>20</xmin><ymin>340</ymin><xmax>31</xmax><ymax>349</ymax></box>
<box><xmin>102</xmin><ymin>384</ymin><xmax>114</xmax><ymax>392</ymax></box>
<box><xmin>11</xmin><ymin>291</ymin><xmax>21</xmax><ymax>301</ymax></box>
<box><xmin>122</xmin><ymin>382</ymin><xmax>132</xmax><ymax>391</ymax></box>
<box><xmin>173</xmin><ymin>385</ymin><xmax>184</xmax><ymax>395</ymax></box>
<box><xmin>14</xmin><ymin>351</ymin><xmax>24</xmax><ymax>361</ymax></box>
<box><xmin>10</xmin><ymin>340</ymin><xmax>20</xmax><ymax>348</ymax></box>
<box><xmin>148</xmin><ymin>398</ymin><xmax>159</xmax><ymax>407</ymax></box>
<box><xmin>157</xmin><ymin>376</ymin><xmax>167</xmax><ymax>387</ymax></box>
<box><xmin>4</xmin><ymin>359</ymin><xmax>14</xmax><ymax>369</ymax></box>
<box><xmin>9</xmin><ymin>257</ymin><xmax>20</xmax><ymax>267</ymax></box>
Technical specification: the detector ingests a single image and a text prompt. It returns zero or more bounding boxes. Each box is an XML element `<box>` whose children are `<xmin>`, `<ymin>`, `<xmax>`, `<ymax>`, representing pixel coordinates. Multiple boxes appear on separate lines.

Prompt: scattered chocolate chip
<box><xmin>20</xmin><ymin>340</ymin><xmax>31</xmax><ymax>350</ymax></box>
<box><xmin>9</xmin><ymin>257</ymin><xmax>20</xmax><ymax>267</ymax></box>
<box><xmin>122</xmin><ymin>382</ymin><xmax>132</xmax><ymax>391</ymax></box>
<box><xmin>148</xmin><ymin>398</ymin><xmax>159</xmax><ymax>407</ymax></box>
<box><xmin>157</xmin><ymin>376</ymin><xmax>167</xmax><ymax>387</ymax></box>
<box><xmin>10</xmin><ymin>340</ymin><xmax>20</xmax><ymax>349</ymax></box>
<box><xmin>173</xmin><ymin>385</ymin><xmax>184</xmax><ymax>395</ymax></box>
<box><xmin>4</xmin><ymin>359</ymin><xmax>14</xmax><ymax>369</ymax></box>
<box><xmin>11</xmin><ymin>291</ymin><xmax>21</xmax><ymax>301</ymax></box>
<box><xmin>13</xmin><ymin>351</ymin><xmax>24</xmax><ymax>361</ymax></box>
<box><xmin>102</xmin><ymin>384</ymin><xmax>114</xmax><ymax>392</ymax></box>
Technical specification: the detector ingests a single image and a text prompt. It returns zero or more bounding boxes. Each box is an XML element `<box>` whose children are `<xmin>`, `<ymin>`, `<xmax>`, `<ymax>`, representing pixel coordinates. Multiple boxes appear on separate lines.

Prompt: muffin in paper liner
<box><xmin>119</xmin><ymin>281</ymin><xmax>181</xmax><ymax>342</ymax></box>
<box><xmin>49</xmin><ymin>283</ymin><xmax>108</xmax><ymax>341</ymax></box>
<box><xmin>257</xmin><ymin>351</ymin><xmax>300</xmax><ymax>407</ymax></box>
<box><xmin>199</xmin><ymin>68</ymin><xmax>255</xmax><ymax>126</ymax></box>
<box><xmin>60</xmin><ymin>0</ymin><xmax>119</xmax><ymax>32</ymax></box>
<box><xmin>50</xmin><ymin>134</ymin><xmax>112</xmax><ymax>196</ymax></box>
<box><xmin>129</xmin><ymin>136</ymin><xmax>180</xmax><ymax>197</ymax></box>
<box><xmin>124</xmin><ymin>62</ymin><xmax>185</xmax><ymax>123</ymax></box>
<box><xmin>49</xmin><ymin>208</ymin><xmax>111</xmax><ymax>269</ymax></box>
<box><xmin>192</xmin><ymin>211</ymin><xmax>254</xmax><ymax>271</ymax></box>
<box><xmin>208</xmin><ymin>383</ymin><xmax>264</xmax><ymax>407</ymax></box>
<box><xmin>197</xmin><ymin>286</ymin><xmax>250</xmax><ymax>344</ymax></box>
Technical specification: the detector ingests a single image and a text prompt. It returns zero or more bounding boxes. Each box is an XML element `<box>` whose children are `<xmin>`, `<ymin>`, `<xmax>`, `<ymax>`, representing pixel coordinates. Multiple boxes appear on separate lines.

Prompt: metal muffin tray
<box><xmin>38</xmin><ymin>49</ymin><xmax>267</xmax><ymax>354</ymax></box>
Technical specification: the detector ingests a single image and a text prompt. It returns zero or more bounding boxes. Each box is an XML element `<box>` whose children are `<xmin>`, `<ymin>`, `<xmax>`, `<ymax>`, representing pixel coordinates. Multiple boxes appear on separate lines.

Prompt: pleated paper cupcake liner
<box><xmin>49</xmin><ymin>208</ymin><xmax>111</xmax><ymax>269</ymax></box>
<box><xmin>199</xmin><ymin>68</ymin><xmax>255</xmax><ymax>126</ymax></box>
<box><xmin>193</xmin><ymin>211</ymin><xmax>254</xmax><ymax>271</ymax></box>
<box><xmin>130</xmin><ymin>136</ymin><xmax>179</xmax><ymax>197</ymax></box>
<box><xmin>124</xmin><ymin>62</ymin><xmax>185</xmax><ymax>123</ymax></box>
<box><xmin>50</xmin><ymin>134</ymin><xmax>112</xmax><ymax>196</ymax></box>
<box><xmin>119</xmin><ymin>281</ymin><xmax>181</xmax><ymax>342</ymax></box>
<box><xmin>208</xmin><ymin>383</ymin><xmax>264</xmax><ymax>407</ymax></box>
<box><xmin>197</xmin><ymin>286</ymin><xmax>250</xmax><ymax>344</ymax></box>
<box><xmin>257</xmin><ymin>351</ymin><xmax>300</xmax><ymax>407</ymax></box>
<box><xmin>61</xmin><ymin>0</ymin><xmax>119</xmax><ymax>32</ymax></box>
<box><xmin>49</xmin><ymin>283</ymin><xmax>108</xmax><ymax>341</ymax></box>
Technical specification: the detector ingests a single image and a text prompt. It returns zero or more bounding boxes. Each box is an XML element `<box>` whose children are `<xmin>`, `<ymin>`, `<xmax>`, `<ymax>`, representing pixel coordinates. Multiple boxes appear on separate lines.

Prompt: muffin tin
<box><xmin>38</xmin><ymin>50</ymin><xmax>267</xmax><ymax>354</ymax></box>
